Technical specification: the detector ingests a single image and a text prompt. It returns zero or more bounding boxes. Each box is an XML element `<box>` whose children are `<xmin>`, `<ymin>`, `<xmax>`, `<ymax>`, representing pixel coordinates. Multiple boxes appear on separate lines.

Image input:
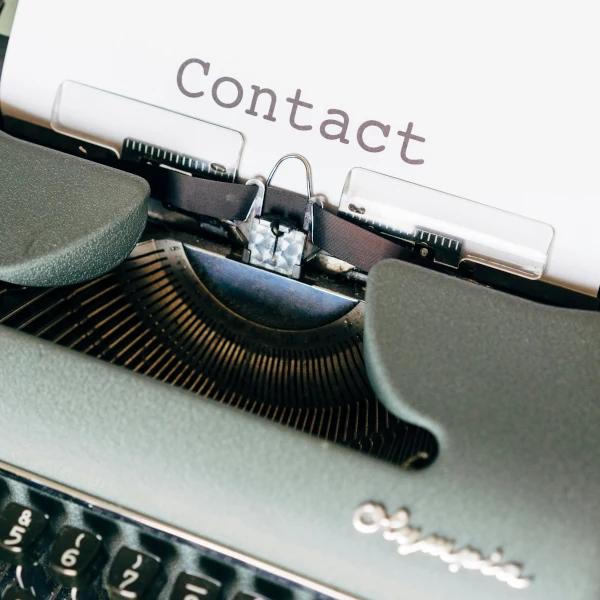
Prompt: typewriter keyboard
<box><xmin>0</xmin><ymin>467</ymin><xmax>344</xmax><ymax>600</ymax></box>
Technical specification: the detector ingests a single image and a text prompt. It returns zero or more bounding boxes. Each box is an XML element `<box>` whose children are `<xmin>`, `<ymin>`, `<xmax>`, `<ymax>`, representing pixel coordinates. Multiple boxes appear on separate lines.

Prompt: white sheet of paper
<box><xmin>1</xmin><ymin>0</ymin><xmax>599</xmax><ymax>294</ymax></box>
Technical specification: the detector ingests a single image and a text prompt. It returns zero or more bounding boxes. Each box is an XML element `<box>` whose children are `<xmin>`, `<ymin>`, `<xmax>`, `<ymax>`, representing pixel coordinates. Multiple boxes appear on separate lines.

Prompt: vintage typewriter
<box><xmin>0</xmin><ymin>1</ymin><xmax>599</xmax><ymax>599</ymax></box>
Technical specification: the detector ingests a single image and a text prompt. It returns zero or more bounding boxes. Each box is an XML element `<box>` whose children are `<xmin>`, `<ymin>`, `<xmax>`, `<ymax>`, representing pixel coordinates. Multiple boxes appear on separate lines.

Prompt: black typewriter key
<box><xmin>170</xmin><ymin>572</ymin><xmax>222</xmax><ymax>599</ymax></box>
<box><xmin>231</xmin><ymin>594</ymin><xmax>266</xmax><ymax>600</ymax></box>
<box><xmin>15</xmin><ymin>560</ymin><xmax>55</xmax><ymax>598</ymax></box>
<box><xmin>48</xmin><ymin>526</ymin><xmax>105</xmax><ymax>589</ymax></box>
<box><xmin>2</xmin><ymin>584</ymin><xmax>35</xmax><ymax>600</ymax></box>
<box><xmin>106</xmin><ymin>547</ymin><xmax>162</xmax><ymax>599</ymax></box>
<box><xmin>0</xmin><ymin>503</ymin><xmax>48</xmax><ymax>564</ymax></box>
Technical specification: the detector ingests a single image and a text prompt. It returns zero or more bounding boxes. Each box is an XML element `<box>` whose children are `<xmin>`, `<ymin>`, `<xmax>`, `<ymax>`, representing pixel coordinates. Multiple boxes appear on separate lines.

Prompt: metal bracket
<box><xmin>236</xmin><ymin>155</ymin><xmax>322</xmax><ymax>279</ymax></box>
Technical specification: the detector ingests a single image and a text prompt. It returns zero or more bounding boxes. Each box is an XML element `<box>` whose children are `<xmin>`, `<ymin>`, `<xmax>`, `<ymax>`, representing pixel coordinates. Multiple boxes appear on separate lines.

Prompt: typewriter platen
<box><xmin>0</xmin><ymin>2</ymin><xmax>600</xmax><ymax>600</ymax></box>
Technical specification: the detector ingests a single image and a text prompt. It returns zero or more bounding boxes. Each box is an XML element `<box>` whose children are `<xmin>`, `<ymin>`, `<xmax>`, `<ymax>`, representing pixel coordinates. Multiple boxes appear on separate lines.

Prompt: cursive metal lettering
<box><xmin>353</xmin><ymin>502</ymin><xmax>532</xmax><ymax>590</ymax></box>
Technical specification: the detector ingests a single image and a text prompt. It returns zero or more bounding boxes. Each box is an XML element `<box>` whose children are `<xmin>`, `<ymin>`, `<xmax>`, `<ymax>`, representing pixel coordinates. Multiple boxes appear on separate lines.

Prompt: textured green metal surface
<box><xmin>365</xmin><ymin>259</ymin><xmax>600</xmax><ymax>600</ymax></box>
<box><xmin>0</xmin><ymin>258</ymin><xmax>598</xmax><ymax>598</ymax></box>
<box><xmin>0</xmin><ymin>0</ymin><xmax>16</xmax><ymax>37</ymax></box>
<box><xmin>0</xmin><ymin>130</ymin><xmax>149</xmax><ymax>286</ymax></box>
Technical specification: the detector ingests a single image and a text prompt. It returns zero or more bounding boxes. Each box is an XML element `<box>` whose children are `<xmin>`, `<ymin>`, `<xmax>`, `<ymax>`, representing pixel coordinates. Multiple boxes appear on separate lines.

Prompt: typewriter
<box><xmin>0</xmin><ymin>1</ymin><xmax>599</xmax><ymax>599</ymax></box>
